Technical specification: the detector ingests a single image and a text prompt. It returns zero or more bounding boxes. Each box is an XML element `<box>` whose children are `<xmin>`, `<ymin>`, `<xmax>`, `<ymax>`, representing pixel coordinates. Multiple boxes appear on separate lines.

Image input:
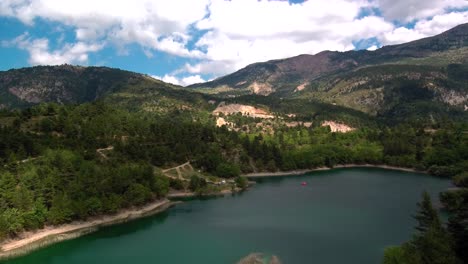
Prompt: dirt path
<box><xmin>162</xmin><ymin>161</ymin><xmax>194</xmax><ymax>179</ymax></box>
<box><xmin>96</xmin><ymin>146</ymin><xmax>114</xmax><ymax>160</ymax></box>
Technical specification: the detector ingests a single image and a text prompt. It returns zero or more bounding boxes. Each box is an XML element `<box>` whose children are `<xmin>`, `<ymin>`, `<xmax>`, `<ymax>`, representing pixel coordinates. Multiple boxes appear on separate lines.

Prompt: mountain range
<box><xmin>190</xmin><ymin>23</ymin><xmax>468</xmax><ymax>116</ymax></box>
<box><xmin>1</xmin><ymin>23</ymin><xmax>467</xmax><ymax>123</ymax></box>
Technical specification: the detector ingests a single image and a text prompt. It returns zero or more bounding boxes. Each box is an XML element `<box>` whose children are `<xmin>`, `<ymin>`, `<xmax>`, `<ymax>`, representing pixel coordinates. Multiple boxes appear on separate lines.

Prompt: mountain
<box><xmin>189</xmin><ymin>23</ymin><xmax>468</xmax><ymax>117</ymax></box>
<box><xmin>1</xmin><ymin>24</ymin><xmax>467</xmax><ymax>124</ymax></box>
<box><xmin>0</xmin><ymin>65</ymin><xmax>211</xmax><ymax>113</ymax></box>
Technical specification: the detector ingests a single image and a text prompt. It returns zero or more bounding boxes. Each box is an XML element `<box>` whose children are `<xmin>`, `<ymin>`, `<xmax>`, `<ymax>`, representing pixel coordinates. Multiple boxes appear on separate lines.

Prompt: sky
<box><xmin>0</xmin><ymin>0</ymin><xmax>467</xmax><ymax>86</ymax></box>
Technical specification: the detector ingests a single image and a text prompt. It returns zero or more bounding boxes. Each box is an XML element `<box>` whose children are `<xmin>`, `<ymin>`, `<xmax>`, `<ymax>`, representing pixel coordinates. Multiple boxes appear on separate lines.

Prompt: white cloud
<box><xmin>373</xmin><ymin>0</ymin><xmax>468</xmax><ymax>22</ymax></box>
<box><xmin>182</xmin><ymin>61</ymin><xmax>238</xmax><ymax>76</ymax></box>
<box><xmin>3</xmin><ymin>33</ymin><xmax>103</xmax><ymax>65</ymax></box>
<box><xmin>1</xmin><ymin>0</ymin><xmax>467</xmax><ymax>79</ymax></box>
<box><xmin>367</xmin><ymin>45</ymin><xmax>378</xmax><ymax>51</ymax></box>
<box><xmin>191</xmin><ymin>0</ymin><xmax>394</xmax><ymax>74</ymax></box>
<box><xmin>380</xmin><ymin>11</ymin><xmax>468</xmax><ymax>45</ymax></box>
<box><xmin>151</xmin><ymin>74</ymin><xmax>205</xmax><ymax>86</ymax></box>
<box><xmin>0</xmin><ymin>0</ymin><xmax>210</xmax><ymax>58</ymax></box>
<box><xmin>181</xmin><ymin>75</ymin><xmax>205</xmax><ymax>86</ymax></box>
<box><xmin>381</xmin><ymin>27</ymin><xmax>426</xmax><ymax>45</ymax></box>
<box><xmin>413</xmin><ymin>11</ymin><xmax>468</xmax><ymax>36</ymax></box>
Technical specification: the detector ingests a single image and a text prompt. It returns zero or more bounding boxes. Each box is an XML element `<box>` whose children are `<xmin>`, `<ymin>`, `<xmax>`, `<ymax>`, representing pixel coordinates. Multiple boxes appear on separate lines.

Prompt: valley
<box><xmin>0</xmin><ymin>23</ymin><xmax>467</xmax><ymax>264</ymax></box>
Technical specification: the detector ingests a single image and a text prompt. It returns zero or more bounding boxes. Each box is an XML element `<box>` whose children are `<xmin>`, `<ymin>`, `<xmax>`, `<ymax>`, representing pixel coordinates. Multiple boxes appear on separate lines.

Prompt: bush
<box><xmin>189</xmin><ymin>175</ymin><xmax>207</xmax><ymax>192</ymax></box>
<box><xmin>124</xmin><ymin>183</ymin><xmax>151</xmax><ymax>206</ymax></box>
<box><xmin>453</xmin><ymin>172</ymin><xmax>468</xmax><ymax>187</ymax></box>
<box><xmin>382</xmin><ymin>246</ymin><xmax>404</xmax><ymax>264</ymax></box>
<box><xmin>154</xmin><ymin>175</ymin><xmax>170</xmax><ymax>198</ymax></box>
<box><xmin>428</xmin><ymin>165</ymin><xmax>461</xmax><ymax>178</ymax></box>
<box><xmin>235</xmin><ymin>176</ymin><xmax>248</xmax><ymax>189</ymax></box>
<box><xmin>215</xmin><ymin>163</ymin><xmax>241</xmax><ymax>178</ymax></box>
<box><xmin>169</xmin><ymin>178</ymin><xmax>185</xmax><ymax>190</ymax></box>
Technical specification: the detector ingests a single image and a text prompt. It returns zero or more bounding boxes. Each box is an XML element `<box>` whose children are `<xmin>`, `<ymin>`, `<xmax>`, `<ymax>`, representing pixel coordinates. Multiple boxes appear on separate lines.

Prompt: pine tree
<box><xmin>407</xmin><ymin>191</ymin><xmax>461</xmax><ymax>264</ymax></box>
<box><xmin>447</xmin><ymin>193</ymin><xmax>468</xmax><ymax>263</ymax></box>
<box><xmin>414</xmin><ymin>191</ymin><xmax>440</xmax><ymax>233</ymax></box>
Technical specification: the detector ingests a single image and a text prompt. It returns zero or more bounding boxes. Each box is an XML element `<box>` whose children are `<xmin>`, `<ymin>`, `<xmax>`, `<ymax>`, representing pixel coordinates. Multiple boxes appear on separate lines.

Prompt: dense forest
<box><xmin>0</xmin><ymin>102</ymin><xmax>467</xmax><ymax>263</ymax></box>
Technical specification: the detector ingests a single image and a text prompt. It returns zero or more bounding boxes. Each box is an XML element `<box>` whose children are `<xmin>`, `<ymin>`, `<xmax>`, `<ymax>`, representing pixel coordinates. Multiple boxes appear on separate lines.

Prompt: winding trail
<box><xmin>162</xmin><ymin>161</ymin><xmax>193</xmax><ymax>179</ymax></box>
<box><xmin>96</xmin><ymin>146</ymin><xmax>114</xmax><ymax>160</ymax></box>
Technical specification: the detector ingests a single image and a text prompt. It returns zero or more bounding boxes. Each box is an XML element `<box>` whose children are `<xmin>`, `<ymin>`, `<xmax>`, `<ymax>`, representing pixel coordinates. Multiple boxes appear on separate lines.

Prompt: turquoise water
<box><xmin>4</xmin><ymin>168</ymin><xmax>451</xmax><ymax>264</ymax></box>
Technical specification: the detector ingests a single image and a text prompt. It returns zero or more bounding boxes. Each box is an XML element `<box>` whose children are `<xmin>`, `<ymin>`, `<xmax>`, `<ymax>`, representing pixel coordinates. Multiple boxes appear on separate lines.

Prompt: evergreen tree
<box><xmin>447</xmin><ymin>193</ymin><xmax>468</xmax><ymax>263</ymax></box>
<box><xmin>406</xmin><ymin>192</ymin><xmax>460</xmax><ymax>264</ymax></box>
<box><xmin>414</xmin><ymin>191</ymin><xmax>440</xmax><ymax>233</ymax></box>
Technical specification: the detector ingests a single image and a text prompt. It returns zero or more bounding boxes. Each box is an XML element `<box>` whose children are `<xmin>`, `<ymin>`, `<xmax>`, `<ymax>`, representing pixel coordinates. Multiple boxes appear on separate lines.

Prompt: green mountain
<box><xmin>0</xmin><ymin>65</ymin><xmax>211</xmax><ymax>113</ymax></box>
<box><xmin>1</xmin><ymin>24</ymin><xmax>467</xmax><ymax>124</ymax></box>
<box><xmin>189</xmin><ymin>23</ymin><xmax>468</xmax><ymax>119</ymax></box>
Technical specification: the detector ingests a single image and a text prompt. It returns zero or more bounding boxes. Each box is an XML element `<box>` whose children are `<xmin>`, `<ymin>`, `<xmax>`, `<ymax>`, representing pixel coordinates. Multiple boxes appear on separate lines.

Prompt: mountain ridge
<box><xmin>190</xmin><ymin>23</ymin><xmax>468</xmax><ymax>91</ymax></box>
<box><xmin>189</xmin><ymin>23</ymin><xmax>468</xmax><ymax>116</ymax></box>
<box><xmin>0</xmin><ymin>23</ymin><xmax>467</xmax><ymax>123</ymax></box>
<box><xmin>0</xmin><ymin>64</ymin><xmax>215</xmax><ymax>113</ymax></box>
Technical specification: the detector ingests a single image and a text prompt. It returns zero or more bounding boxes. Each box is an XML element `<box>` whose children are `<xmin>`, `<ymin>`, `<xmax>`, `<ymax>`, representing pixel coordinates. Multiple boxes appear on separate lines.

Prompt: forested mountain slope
<box><xmin>0</xmin><ymin>65</ymin><xmax>212</xmax><ymax>113</ymax></box>
<box><xmin>189</xmin><ymin>23</ymin><xmax>468</xmax><ymax>119</ymax></box>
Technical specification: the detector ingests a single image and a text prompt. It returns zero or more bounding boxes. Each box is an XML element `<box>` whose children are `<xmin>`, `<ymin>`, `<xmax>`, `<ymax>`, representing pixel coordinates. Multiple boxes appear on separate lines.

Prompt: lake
<box><xmin>5</xmin><ymin>168</ymin><xmax>451</xmax><ymax>264</ymax></box>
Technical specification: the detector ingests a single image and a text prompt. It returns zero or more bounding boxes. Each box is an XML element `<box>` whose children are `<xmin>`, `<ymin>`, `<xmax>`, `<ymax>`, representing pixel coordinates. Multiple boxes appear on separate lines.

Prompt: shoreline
<box><xmin>167</xmin><ymin>187</ymin><xmax>245</xmax><ymax>199</ymax></box>
<box><xmin>0</xmin><ymin>199</ymin><xmax>176</xmax><ymax>260</ymax></box>
<box><xmin>0</xmin><ymin>165</ymin><xmax>424</xmax><ymax>260</ymax></box>
<box><xmin>243</xmin><ymin>164</ymin><xmax>425</xmax><ymax>178</ymax></box>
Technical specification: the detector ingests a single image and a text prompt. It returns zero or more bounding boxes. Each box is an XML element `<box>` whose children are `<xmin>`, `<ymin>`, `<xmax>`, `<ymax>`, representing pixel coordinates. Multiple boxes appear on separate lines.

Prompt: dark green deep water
<box><xmin>5</xmin><ymin>168</ymin><xmax>451</xmax><ymax>264</ymax></box>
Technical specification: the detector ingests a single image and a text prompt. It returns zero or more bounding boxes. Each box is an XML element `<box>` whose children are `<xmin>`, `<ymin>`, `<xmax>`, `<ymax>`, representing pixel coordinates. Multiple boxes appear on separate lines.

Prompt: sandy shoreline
<box><xmin>0</xmin><ymin>165</ymin><xmax>423</xmax><ymax>259</ymax></box>
<box><xmin>167</xmin><ymin>187</ymin><xmax>245</xmax><ymax>199</ymax></box>
<box><xmin>0</xmin><ymin>185</ymin><xmax>244</xmax><ymax>260</ymax></box>
<box><xmin>243</xmin><ymin>164</ymin><xmax>425</xmax><ymax>178</ymax></box>
<box><xmin>0</xmin><ymin>199</ymin><xmax>175</xmax><ymax>260</ymax></box>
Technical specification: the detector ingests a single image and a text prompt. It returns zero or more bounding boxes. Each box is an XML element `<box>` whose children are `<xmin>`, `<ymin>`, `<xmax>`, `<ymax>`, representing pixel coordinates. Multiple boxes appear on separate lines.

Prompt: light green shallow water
<box><xmin>4</xmin><ymin>168</ymin><xmax>451</xmax><ymax>264</ymax></box>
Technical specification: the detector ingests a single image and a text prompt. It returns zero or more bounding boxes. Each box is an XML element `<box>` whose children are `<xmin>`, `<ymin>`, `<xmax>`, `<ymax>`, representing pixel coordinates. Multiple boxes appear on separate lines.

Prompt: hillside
<box><xmin>0</xmin><ymin>24</ymin><xmax>467</xmax><ymax>125</ymax></box>
<box><xmin>0</xmin><ymin>64</ymin><xmax>382</xmax><ymax>127</ymax></box>
<box><xmin>0</xmin><ymin>65</ymin><xmax>212</xmax><ymax>114</ymax></box>
<box><xmin>189</xmin><ymin>23</ymin><xmax>468</xmax><ymax>120</ymax></box>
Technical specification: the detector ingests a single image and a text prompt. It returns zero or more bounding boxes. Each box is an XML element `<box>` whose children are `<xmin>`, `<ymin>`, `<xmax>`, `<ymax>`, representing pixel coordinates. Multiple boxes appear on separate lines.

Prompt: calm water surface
<box><xmin>5</xmin><ymin>168</ymin><xmax>451</xmax><ymax>264</ymax></box>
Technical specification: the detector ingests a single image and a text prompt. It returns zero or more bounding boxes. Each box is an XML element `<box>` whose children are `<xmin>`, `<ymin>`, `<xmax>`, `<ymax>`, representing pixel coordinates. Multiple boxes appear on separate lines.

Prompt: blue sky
<box><xmin>0</xmin><ymin>0</ymin><xmax>467</xmax><ymax>86</ymax></box>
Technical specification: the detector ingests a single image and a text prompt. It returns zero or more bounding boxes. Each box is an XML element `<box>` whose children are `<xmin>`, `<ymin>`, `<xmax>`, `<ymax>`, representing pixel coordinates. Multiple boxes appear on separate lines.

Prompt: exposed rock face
<box><xmin>294</xmin><ymin>82</ymin><xmax>308</xmax><ymax>92</ymax></box>
<box><xmin>8</xmin><ymin>85</ymin><xmax>72</xmax><ymax>103</ymax></box>
<box><xmin>439</xmin><ymin>90</ymin><xmax>468</xmax><ymax>106</ymax></box>
<box><xmin>322</xmin><ymin>121</ymin><xmax>355</xmax><ymax>133</ymax></box>
<box><xmin>249</xmin><ymin>82</ymin><xmax>274</xmax><ymax>96</ymax></box>
<box><xmin>237</xmin><ymin>253</ymin><xmax>281</xmax><ymax>264</ymax></box>
<box><xmin>0</xmin><ymin>65</ymin><xmax>143</xmax><ymax>108</ymax></box>
<box><xmin>189</xmin><ymin>23</ymin><xmax>468</xmax><ymax>116</ymax></box>
<box><xmin>213</xmin><ymin>103</ymin><xmax>274</xmax><ymax>119</ymax></box>
<box><xmin>285</xmin><ymin>121</ymin><xmax>312</xmax><ymax>128</ymax></box>
<box><xmin>190</xmin><ymin>50</ymin><xmax>358</xmax><ymax>95</ymax></box>
<box><xmin>216</xmin><ymin>117</ymin><xmax>234</xmax><ymax>127</ymax></box>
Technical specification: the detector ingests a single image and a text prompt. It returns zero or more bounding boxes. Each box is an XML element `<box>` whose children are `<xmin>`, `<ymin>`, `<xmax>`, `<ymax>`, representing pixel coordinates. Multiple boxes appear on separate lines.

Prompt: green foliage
<box><xmin>47</xmin><ymin>193</ymin><xmax>74</xmax><ymax>225</ymax></box>
<box><xmin>401</xmin><ymin>226</ymin><xmax>460</xmax><ymax>264</ymax></box>
<box><xmin>414</xmin><ymin>192</ymin><xmax>440</xmax><ymax>233</ymax></box>
<box><xmin>0</xmin><ymin>208</ymin><xmax>24</xmax><ymax>237</ymax></box>
<box><xmin>215</xmin><ymin>163</ymin><xmax>241</xmax><ymax>178</ymax></box>
<box><xmin>382</xmin><ymin>246</ymin><xmax>405</xmax><ymax>264</ymax></box>
<box><xmin>189</xmin><ymin>175</ymin><xmax>207</xmax><ymax>192</ymax></box>
<box><xmin>0</xmin><ymin>101</ymin><xmax>466</xmax><ymax>245</ymax></box>
<box><xmin>125</xmin><ymin>184</ymin><xmax>151</xmax><ymax>206</ymax></box>
<box><xmin>153</xmin><ymin>175</ymin><xmax>170</xmax><ymax>198</ymax></box>
<box><xmin>169</xmin><ymin>178</ymin><xmax>185</xmax><ymax>190</ymax></box>
<box><xmin>235</xmin><ymin>177</ymin><xmax>248</xmax><ymax>190</ymax></box>
<box><xmin>441</xmin><ymin>171</ymin><xmax>468</xmax><ymax>263</ymax></box>
<box><xmin>453</xmin><ymin>172</ymin><xmax>468</xmax><ymax>187</ymax></box>
<box><xmin>385</xmin><ymin>192</ymin><xmax>462</xmax><ymax>264</ymax></box>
